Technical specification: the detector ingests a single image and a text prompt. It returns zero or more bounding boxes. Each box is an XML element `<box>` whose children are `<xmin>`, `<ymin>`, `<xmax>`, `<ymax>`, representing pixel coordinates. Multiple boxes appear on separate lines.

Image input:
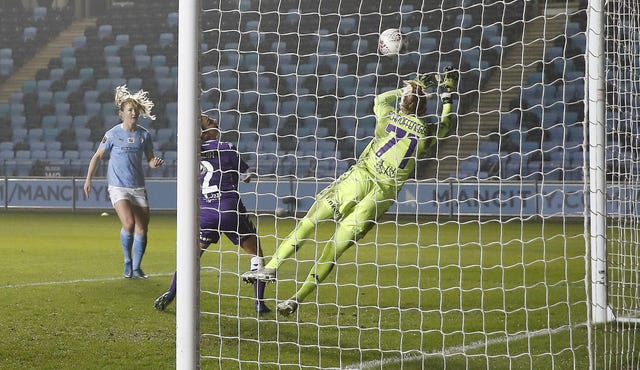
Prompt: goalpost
<box><xmin>175</xmin><ymin>0</ymin><xmax>639</xmax><ymax>368</ymax></box>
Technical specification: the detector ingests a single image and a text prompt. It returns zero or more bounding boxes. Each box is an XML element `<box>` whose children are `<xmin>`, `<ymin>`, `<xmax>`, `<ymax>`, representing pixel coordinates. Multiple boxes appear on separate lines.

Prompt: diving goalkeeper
<box><xmin>241</xmin><ymin>67</ymin><xmax>459</xmax><ymax>315</ymax></box>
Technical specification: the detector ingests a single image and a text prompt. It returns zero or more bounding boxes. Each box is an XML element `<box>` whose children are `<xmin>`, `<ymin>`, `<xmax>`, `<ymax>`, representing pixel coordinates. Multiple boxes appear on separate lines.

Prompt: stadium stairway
<box><xmin>0</xmin><ymin>17</ymin><xmax>97</xmax><ymax>104</ymax></box>
<box><xmin>428</xmin><ymin>2</ymin><xmax>582</xmax><ymax>180</ymax></box>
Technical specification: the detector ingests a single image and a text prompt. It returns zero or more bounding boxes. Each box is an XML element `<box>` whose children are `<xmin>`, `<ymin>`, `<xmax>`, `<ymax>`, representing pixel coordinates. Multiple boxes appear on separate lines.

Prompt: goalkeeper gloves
<box><xmin>439</xmin><ymin>66</ymin><xmax>458</xmax><ymax>104</ymax></box>
<box><xmin>412</xmin><ymin>74</ymin><xmax>438</xmax><ymax>90</ymax></box>
<box><xmin>439</xmin><ymin>66</ymin><xmax>458</xmax><ymax>92</ymax></box>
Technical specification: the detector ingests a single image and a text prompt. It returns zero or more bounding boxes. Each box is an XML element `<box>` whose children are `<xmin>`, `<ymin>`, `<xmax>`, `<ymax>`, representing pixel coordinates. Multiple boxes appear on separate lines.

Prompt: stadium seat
<box><xmin>23</xmin><ymin>27</ymin><xmax>37</xmax><ymax>42</ymax></box>
<box><xmin>159</xmin><ymin>33</ymin><xmax>174</xmax><ymax>49</ymax></box>
<box><xmin>63</xmin><ymin>150</ymin><xmax>80</xmax><ymax>160</ymax></box>
<box><xmin>115</xmin><ymin>34</ymin><xmax>130</xmax><ymax>47</ymax></box>
<box><xmin>47</xmin><ymin>150</ymin><xmax>64</xmax><ymax>160</ymax></box>
<box><xmin>0</xmin><ymin>58</ymin><xmax>13</xmax><ymax>77</ymax></box>
<box><xmin>33</xmin><ymin>6</ymin><xmax>47</xmax><ymax>21</ymax></box>
<box><xmin>135</xmin><ymin>55</ymin><xmax>151</xmax><ymax>71</ymax></box>
<box><xmin>167</xmin><ymin>12</ymin><xmax>178</xmax><ymax>28</ymax></box>
<box><xmin>98</xmin><ymin>24</ymin><xmax>113</xmax><ymax>41</ymax></box>
<box><xmin>0</xmin><ymin>48</ymin><xmax>12</xmax><ymax>59</ymax></box>
<box><xmin>72</xmin><ymin>36</ymin><xmax>86</xmax><ymax>48</ymax></box>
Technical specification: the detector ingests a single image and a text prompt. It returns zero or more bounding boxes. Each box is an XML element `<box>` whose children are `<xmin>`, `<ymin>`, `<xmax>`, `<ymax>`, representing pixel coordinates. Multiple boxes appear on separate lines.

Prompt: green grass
<box><xmin>0</xmin><ymin>211</ymin><xmax>637</xmax><ymax>369</ymax></box>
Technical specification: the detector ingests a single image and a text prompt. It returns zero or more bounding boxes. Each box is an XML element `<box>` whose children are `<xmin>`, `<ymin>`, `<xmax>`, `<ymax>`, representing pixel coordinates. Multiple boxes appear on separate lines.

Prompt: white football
<box><xmin>275</xmin><ymin>207</ymin><xmax>287</xmax><ymax>217</ymax></box>
<box><xmin>378</xmin><ymin>28</ymin><xmax>405</xmax><ymax>55</ymax></box>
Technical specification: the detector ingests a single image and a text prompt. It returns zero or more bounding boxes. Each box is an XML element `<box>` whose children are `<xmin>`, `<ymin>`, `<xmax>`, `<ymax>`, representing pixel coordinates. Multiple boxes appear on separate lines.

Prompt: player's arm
<box><xmin>84</xmin><ymin>146</ymin><xmax>105</xmax><ymax>198</ymax></box>
<box><xmin>373</xmin><ymin>88</ymin><xmax>403</xmax><ymax>118</ymax></box>
<box><xmin>144</xmin><ymin>133</ymin><xmax>164</xmax><ymax>169</ymax></box>
<box><xmin>146</xmin><ymin>150</ymin><xmax>164</xmax><ymax>168</ymax></box>
<box><xmin>436</xmin><ymin>67</ymin><xmax>459</xmax><ymax>139</ymax></box>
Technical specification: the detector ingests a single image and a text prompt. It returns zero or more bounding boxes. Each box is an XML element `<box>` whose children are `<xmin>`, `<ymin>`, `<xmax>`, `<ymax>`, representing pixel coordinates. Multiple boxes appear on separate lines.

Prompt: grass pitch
<box><xmin>0</xmin><ymin>210</ymin><xmax>632</xmax><ymax>369</ymax></box>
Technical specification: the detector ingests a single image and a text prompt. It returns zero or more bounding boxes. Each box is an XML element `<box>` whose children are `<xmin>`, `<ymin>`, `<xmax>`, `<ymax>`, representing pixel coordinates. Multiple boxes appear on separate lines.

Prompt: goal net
<box><xmin>175</xmin><ymin>0</ymin><xmax>639</xmax><ymax>368</ymax></box>
<box><xmin>602</xmin><ymin>0</ymin><xmax>640</xmax><ymax>343</ymax></box>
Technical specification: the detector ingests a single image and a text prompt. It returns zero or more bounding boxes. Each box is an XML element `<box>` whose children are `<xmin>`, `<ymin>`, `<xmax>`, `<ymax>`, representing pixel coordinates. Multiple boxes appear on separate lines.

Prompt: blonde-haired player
<box><xmin>84</xmin><ymin>85</ymin><xmax>164</xmax><ymax>278</ymax></box>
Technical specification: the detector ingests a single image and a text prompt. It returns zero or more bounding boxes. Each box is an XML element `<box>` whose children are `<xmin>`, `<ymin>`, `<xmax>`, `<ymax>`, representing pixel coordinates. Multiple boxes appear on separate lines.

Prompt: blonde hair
<box><xmin>114</xmin><ymin>85</ymin><xmax>156</xmax><ymax>120</ymax></box>
<box><xmin>400</xmin><ymin>81</ymin><xmax>430</xmax><ymax>116</ymax></box>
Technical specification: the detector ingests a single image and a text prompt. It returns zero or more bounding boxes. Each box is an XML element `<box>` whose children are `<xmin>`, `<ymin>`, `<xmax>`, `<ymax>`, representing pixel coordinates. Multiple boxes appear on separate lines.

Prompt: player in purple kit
<box><xmin>84</xmin><ymin>85</ymin><xmax>164</xmax><ymax>279</ymax></box>
<box><xmin>153</xmin><ymin>114</ymin><xmax>270</xmax><ymax>313</ymax></box>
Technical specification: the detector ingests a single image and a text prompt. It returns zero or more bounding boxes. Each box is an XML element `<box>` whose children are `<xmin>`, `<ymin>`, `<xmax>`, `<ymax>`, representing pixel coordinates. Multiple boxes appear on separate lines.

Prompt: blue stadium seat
<box><xmin>151</xmin><ymin>55</ymin><xmax>167</xmax><ymax>67</ymax></box>
<box><xmin>60</xmin><ymin>47</ymin><xmax>75</xmax><ymax>59</ymax></box>
<box><xmin>32</xmin><ymin>150</ymin><xmax>47</xmax><ymax>160</ymax></box>
<box><xmin>10</xmin><ymin>92</ymin><xmax>23</xmax><ymax>104</ymax></box>
<box><xmin>66</xmin><ymin>79</ymin><xmax>82</xmax><ymax>93</ymax></box>
<box><xmin>98</xmin><ymin>24</ymin><xmax>113</xmax><ymax>41</ymax></box>
<box><xmin>159</xmin><ymin>33</ymin><xmax>174</xmax><ymax>49</ymax></box>
<box><xmin>48</xmin><ymin>150</ymin><xmax>64</xmax><ymax>160</ymax></box>
<box><xmin>49</xmin><ymin>68</ymin><xmax>64</xmax><ymax>82</ymax></box>
<box><xmin>132</xmin><ymin>44</ymin><xmax>148</xmax><ymax>56</ymax></box>
<box><xmin>33</xmin><ymin>6</ymin><xmax>47</xmax><ymax>21</ymax></box>
<box><xmin>78</xmin><ymin>67</ymin><xmax>95</xmax><ymax>81</ymax></box>
<box><xmin>167</xmin><ymin>12</ymin><xmax>178</xmax><ymax>28</ymax></box>
<box><xmin>38</xmin><ymin>91</ymin><xmax>53</xmax><ymax>106</ymax></box>
<box><xmin>108</xmin><ymin>66</ymin><xmax>124</xmax><ymax>79</ymax></box>
<box><xmin>103</xmin><ymin>45</ymin><xmax>119</xmax><ymax>58</ymax></box>
<box><xmin>23</xmin><ymin>27</ymin><xmax>37</xmax><ymax>42</ymax></box>
<box><xmin>0</xmin><ymin>58</ymin><xmax>13</xmax><ymax>77</ymax></box>
<box><xmin>53</xmin><ymin>91</ymin><xmax>69</xmax><ymax>104</ymax></box>
<box><xmin>115</xmin><ymin>34</ymin><xmax>130</xmax><ymax>47</ymax></box>
<box><xmin>64</xmin><ymin>150</ymin><xmax>80</xmax><ymax>160</ymax></box>
<box><xmin>61</xmin><ymin>57</ymin><xmax>76</xmax><ymax>71</ymax></box>
<box><xmin>11</xmin><ymin>115</ymin><xmax>26</xmax><ymax>129</ymax></box>
<box><xmin>37</xmin><ymin>79</ymin><xmax>52</xmax><ymax>93</ymax></box>
<box><xmin>45</xmin><ymin>141</ymin><xmax>61</xmax><ymax>151</ymax></box>
<box><xmin>419</xmin><ymin>37</ymin><xmax>438</xmax><ymax>53</ymax></box>
<box><xmin>0</xmin><ymin>48</ymin><xmax>11</xmax><ymax>59</ymax></box>
<box><xmin>135</xmin><ymin>55</ymin><xmax>151</xmax><ymax>71</ymax></box>
<box><xmin>15</xmin><ymin>150</ymin><xmax>30</xmax><ymax>159</ymax></box>
<box><xmin>72</xmin><ymin>36</ymin><xmax>86</xmax><ymax>48</ymax></box>
<box><xmin>22</xmin><ymin>80</ymin><xmax>37</xmax><ymax>94</ymax></box>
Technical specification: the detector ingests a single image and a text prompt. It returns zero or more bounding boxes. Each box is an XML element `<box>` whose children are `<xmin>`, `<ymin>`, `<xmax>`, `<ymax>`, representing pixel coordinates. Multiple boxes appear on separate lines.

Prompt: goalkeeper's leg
<box><xmin>264</xmin><ymin>199</ymin><xmax>336</xmax><ymax>270</ymax></box>
<box><xmin>288</xmin><ymin>197</ymin><xmax>385</xmax><ymax>305</ymax></box>
<box><xmin>265</xmin><ymin>169</ymin><xmax>366</xmax><ymax>271</ymax></box>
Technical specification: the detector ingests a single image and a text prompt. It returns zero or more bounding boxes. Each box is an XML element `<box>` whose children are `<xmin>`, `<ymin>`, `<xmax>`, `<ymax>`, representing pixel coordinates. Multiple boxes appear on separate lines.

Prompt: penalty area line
<box><xmin>345</xmin><ymin>322</ymin><xmax>589</xmax><ymax>369</ymax></box>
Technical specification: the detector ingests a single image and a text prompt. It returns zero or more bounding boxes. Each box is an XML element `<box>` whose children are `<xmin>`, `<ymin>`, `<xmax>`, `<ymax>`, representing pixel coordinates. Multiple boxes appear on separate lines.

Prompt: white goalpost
<box><xmin>175</xmin><ymin>0</ymin><xmax>640</xmax><ymax>368</ymax></box>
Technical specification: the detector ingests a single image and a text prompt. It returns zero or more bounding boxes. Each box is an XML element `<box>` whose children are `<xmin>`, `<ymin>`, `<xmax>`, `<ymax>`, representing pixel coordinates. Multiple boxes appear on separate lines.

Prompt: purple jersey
<box><xmin>200</xmin><ymin>139</ymin><xmax>248</xmax><ymax>202</ymax></box>
<box><xmin>199</xmin><ymin>139</ymin><xmax>255</xmax><ymax>245</ymax></box>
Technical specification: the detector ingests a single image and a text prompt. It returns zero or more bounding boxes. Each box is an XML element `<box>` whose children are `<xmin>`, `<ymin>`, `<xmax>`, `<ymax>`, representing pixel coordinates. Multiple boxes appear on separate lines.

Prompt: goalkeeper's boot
<box><xmin>132</xmin><ymin>268</ymin><xmax>148</xmax><ymax>279</ymax></box>
<box><xmin>276</xmin><ymin>299</ymin><xmax>299</xmax><ymax>316</ymax></box>
<box><xmin>240</xmin><ymin>268</ymin><xmax>277</xmax><ymax>284</ymax></box>
<box><xmin>153</xmin><ymin>291</ymin><xmax>175</xmax><ymax>311</ymax></box>
<box><xmin>123</xmin><ymin>262</ymin><xmax>133</xmax><ymax>278</ymax></box>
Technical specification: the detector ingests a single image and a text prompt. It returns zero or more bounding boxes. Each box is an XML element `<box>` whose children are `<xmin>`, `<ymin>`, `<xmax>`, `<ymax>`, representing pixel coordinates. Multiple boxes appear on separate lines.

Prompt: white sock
<box><xmin>250</xmin><ymin>256</ymin><xmax>264</xmax><ymax>271</ymax></box>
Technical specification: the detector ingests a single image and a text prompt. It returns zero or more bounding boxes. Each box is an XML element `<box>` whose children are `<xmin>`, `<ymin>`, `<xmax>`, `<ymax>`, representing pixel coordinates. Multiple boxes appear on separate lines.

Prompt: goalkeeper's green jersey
<box><xmin>359</xmin><ymin>87</ymin><xmax>453</xmax><ymax>187</ymax></box>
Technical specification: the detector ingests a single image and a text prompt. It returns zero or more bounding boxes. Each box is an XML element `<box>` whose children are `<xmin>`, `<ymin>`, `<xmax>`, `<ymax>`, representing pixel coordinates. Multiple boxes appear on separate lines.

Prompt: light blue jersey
<box><xmin>99</xmin><ymin>124</ymin><xmax>154</xmax><ymax>188</ymax></box>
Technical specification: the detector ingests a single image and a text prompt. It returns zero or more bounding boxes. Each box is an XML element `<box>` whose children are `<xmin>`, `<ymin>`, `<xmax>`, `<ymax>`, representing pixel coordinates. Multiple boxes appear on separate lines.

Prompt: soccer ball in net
<box><xmin>378</xmin><ymin>28</ymin><xmax>405</xmax><ymax>55</ymax></box>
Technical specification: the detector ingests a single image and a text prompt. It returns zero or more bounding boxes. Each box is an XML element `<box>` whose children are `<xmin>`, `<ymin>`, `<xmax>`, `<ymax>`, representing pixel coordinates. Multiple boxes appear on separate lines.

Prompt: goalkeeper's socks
<box><xmin>120</xmin><ymin>229</ymin><xmax>133</xmax><ymax>266</ymax></box>
<box><xmin>132</xmin><ymin>234</ymin><xmax>147</xmax><ymax>271</ymax></box>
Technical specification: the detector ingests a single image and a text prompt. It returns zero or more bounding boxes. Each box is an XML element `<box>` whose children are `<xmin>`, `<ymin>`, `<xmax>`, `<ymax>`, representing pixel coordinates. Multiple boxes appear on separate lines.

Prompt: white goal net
<box><xmin>174</xmin><ymin>0</ymin><xmax>640</xmax><ymax>368</ymax></box>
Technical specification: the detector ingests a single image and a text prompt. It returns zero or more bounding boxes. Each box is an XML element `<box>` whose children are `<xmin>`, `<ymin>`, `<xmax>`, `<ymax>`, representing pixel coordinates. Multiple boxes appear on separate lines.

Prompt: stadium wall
<box><xmin>0</xmin><ymin>177</ymin><xmax>588</xmax><ymax>217</ymax></box>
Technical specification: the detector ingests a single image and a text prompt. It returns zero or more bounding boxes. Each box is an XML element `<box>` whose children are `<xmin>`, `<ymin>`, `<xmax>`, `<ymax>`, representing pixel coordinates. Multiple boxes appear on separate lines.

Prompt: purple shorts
<box><xmin>199</xmin><ymin>196</ymin><xmax>256</xmax><ymax>245</ymax></box>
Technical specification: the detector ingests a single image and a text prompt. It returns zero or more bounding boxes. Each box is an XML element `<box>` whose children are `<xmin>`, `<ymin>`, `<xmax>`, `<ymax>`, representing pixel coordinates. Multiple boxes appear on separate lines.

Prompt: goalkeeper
<box><xmin>241</xmin><ymin>68</ymin><xmax>458</xmax><ymax>315</ymax></box>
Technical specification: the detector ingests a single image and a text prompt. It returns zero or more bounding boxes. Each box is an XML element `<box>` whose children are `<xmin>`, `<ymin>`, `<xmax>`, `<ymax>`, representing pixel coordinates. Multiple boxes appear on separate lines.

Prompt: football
<box><xmin>378</xmin><ymin>28</ymin><xmax>405</xmax><ymax>55</ymax></box>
